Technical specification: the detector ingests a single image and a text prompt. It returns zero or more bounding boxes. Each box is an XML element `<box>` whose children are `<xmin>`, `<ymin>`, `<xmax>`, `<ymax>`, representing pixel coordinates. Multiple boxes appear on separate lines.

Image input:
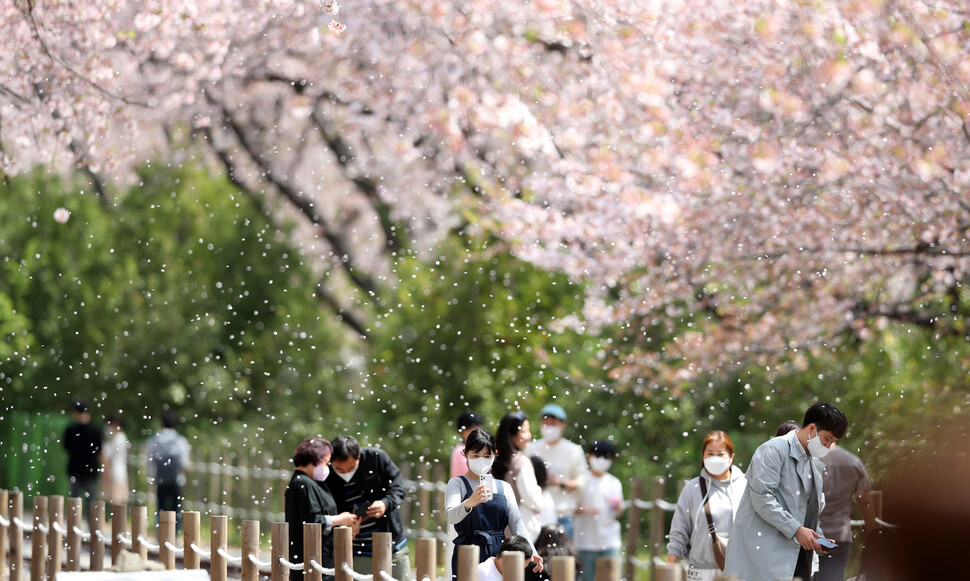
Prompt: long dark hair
<box><xmin>493</xmin><ymin>411</ymin><xmax>528</xmax><ymax>480</ymax></box>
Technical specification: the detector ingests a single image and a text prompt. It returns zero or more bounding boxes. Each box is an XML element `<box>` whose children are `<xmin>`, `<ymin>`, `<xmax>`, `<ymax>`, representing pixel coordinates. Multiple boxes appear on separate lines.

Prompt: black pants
<box><xmin>794</xmin><ymin>547</ymin><xmax>814</xmax><ymax>580</ymax></box>
<box><xmin>156</xmin><ymin>482</ymin><xmax>184</xmax><ymax>531</ymax></box>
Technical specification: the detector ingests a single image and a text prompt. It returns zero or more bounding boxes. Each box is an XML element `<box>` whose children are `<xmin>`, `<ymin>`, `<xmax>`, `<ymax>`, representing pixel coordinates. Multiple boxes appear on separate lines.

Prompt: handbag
<box><xmin>698</xmin><ymin>477</ymin><xmax>728</xmax><ymax>571</ymax></box>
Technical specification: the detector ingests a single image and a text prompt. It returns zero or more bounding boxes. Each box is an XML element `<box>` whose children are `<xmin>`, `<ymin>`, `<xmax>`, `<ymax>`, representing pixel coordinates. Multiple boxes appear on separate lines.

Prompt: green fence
<box><xmin>0</xmin><ymin>411</ymin><xmax>71</xmax><ymax>496</ymax></box>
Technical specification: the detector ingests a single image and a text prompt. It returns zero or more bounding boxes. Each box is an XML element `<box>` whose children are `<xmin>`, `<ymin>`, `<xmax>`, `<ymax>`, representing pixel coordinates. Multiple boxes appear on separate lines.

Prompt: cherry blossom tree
<box><xmin>4</xmin><ymin>0</ymin><xmax>969</xmax><ymax>391</ymax></box>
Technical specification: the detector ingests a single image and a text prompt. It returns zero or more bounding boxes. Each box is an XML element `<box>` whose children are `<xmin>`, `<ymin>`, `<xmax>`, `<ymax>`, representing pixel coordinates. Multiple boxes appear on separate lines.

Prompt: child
<box><xmin>478</xmin><ymin>535</ymin><xmax>534</xmax><ymax>581</ymax></box>
<box><xmin>573</xmin><ymin>440</ymin><xmax>624</xmax><ymax>581</ymax></box>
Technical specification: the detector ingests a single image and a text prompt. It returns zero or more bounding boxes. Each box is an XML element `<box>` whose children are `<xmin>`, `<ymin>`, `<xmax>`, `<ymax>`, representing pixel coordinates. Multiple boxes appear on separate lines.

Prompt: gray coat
<box><xmin>723</xmin><ymin>431</ymin><xmax>826</xmax><ymax>581</ymax></box>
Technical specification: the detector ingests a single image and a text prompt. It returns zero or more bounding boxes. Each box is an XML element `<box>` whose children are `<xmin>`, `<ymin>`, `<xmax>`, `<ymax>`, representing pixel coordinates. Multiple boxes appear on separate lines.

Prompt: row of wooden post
<box><xmin>2</xmin><ymin>491</ymin><xmax>614</xmax><ymax>581</ymax></box>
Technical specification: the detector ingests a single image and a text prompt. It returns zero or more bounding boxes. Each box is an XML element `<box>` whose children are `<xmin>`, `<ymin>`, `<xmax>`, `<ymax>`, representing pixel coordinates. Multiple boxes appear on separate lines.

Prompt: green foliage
<box><xmin>0</xmin><ymin>164</ymin><xmax>354</xmax><ymax>488</ymax></box>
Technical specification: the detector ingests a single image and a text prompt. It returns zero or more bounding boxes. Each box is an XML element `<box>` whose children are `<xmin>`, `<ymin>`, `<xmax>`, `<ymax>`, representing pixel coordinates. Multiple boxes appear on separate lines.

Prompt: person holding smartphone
<box><xmin>445</xmin><ymin>428</ymin><xmax>543</xmax><ymax>580</ymax></box>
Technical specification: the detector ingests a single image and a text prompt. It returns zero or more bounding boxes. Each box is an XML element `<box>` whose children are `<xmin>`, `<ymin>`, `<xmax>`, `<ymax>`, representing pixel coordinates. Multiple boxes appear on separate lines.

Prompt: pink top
<box><xmin>450</xmin><ymin>443</ymin><xmax>467</xmax><ymax>478</ymax></box>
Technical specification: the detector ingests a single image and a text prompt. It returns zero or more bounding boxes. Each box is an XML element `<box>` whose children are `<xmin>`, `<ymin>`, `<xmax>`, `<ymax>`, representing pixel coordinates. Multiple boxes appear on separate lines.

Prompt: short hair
<box><xmin>331</xmin><ymin>436</ymin><xmax>362</xmax><ymax>462</ymax></box>
<box><xmin>588</xmin><ymin>439</ymin><xmax>616</xmax><ymax>458</ymax></box>
<box><xmin>464</xmin><ymin>428</ymin><xmax>497</xmax><ymax>456</ymax></box>
<box><xmin>775</xmin><ymin>420</ymin><xmax>800</xmax><ymax>437</ymax></box>
<box><xmin>162</xmin><ymin>410</ymin><xmax>179</xmax><ymax>429</ymax></box>
<box><xmin>802</xmin><ymin>402</ymin><xmax>848</xmax><ymax>439</ymax></box>
<box><xmin>456</xmin><ymin>410</ymin><xmax>483</xmax><ymax>432</ymax></box>
<box><xmin>499</xmin><ymin>535</ymin><xmax>533</xmax><ymax>559</ymax></box>
<box><xmin>701</xmin><ymin>431</ymin><xmax>734</xmax><ymax>457</ymax></box>
<box><xmin>293</xmin><ymin>437</ymin><xmax>332</xmax><ymax>467</ymax></box>
<box><xmin>530</xmin><ymin>455</ymin><xmax>548</xmax><ymax>488</ymax></box>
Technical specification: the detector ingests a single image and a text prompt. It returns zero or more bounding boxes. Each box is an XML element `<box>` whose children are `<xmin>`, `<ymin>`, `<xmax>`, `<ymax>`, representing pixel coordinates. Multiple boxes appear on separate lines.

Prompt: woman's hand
<box><xmin>529</xmin><ymin>554</ymin><xmax>544</xmax><ymax>573</ymax></box>
<box><xmin>332</xmin><ymin>512</ymin><xmax>358</xmax><ymax>527</ymax></box>
<box><xmin>463</xmin><ymin>484</ymin><xmax>489</xmax><ymax>510</ymax></box>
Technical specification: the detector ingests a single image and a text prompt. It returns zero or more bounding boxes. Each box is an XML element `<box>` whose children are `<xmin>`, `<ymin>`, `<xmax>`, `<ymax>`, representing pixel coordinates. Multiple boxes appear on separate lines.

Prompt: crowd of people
<box><xmin>60</xmin><ymin>398</ymin><xmax>883</xmax><ymax>581</ymax></box>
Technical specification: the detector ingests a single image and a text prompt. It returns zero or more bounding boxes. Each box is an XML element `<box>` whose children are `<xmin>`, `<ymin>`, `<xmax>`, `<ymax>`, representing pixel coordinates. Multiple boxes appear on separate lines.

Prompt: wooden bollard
<box><xmin>90</xmin><ymin>500</ymin><xmax>106</xmax><ymax>572</ymax></box>
<box><xmin>0</xmin><ymin>490</ymin><xmax>8</xmax><ymax>581</ymax></box>
<box><xmin>304</xmin><ymin>523</ymin><xmax>322</xmax><ymax>581</ymax></box>
<box><xmin>10</xmin><ymin>491</ymin><xmax>23</xmax><ymax>581</ymax></box>
<box><xmin>183</xmin><ymin>511</ymin><xmax>202</xmax><ymax>569</ymax></box>
<box><xmin>501</xmin><ymin>551</ymin><xmax>525</xmax><ymax>581</ymax></box>
<box><xmin>649</xmin><ymin>477</ymin><xmax>666</xmax><ymax>581</ymax></box>
<box><xmin>456</xmin><ymin>545</ymin><xmax>479</xmax><ymax>581</ymax></box>
<box><xmin>30</xmin><ymin>496</ymin><xmax>48</xmax><ymax>581</ymax></box>
<box><xmin>131</xmin><ymin>505</ymin><xmax>148</xmax><ymax>561</ymax></box>
<box><xmin>653</xmin><ymin>561</ymin><xmax>682</xmax><ymax>581</ymax></box>
<box><xmin>242</xmin><ymin>521</ymin><xmax>260</xmax><ymax>581</ymax></box>
<box><xmin>870</xmin><ymin>490</ymin><xmax>883</xmax><ymax>520</ymax></box>
<box><xmin>623</xmin><ymin>478</ymin><xmax>643</xmax><ymax>581</ymax></box>
<box><xmin>211</xmin><ymin>515</ymin><xmax>229</xmax><ymax>581</ymax></box>
<box><xmin>416</xmin><ymin>538</ymin><xmax>436</xmax><ymax>581</ymax></box>
<box><xmin>65</xmin><ymin>497</ymin><xmax>82</xmax><ymax>572</ymax></box>
<box><xmin>594</xmin><ymin>556</ymin><xmax>620</xmax><ymax>581</ymax></box>
<box><xmin>271</xmin><ymin>522</ymin><xmax>289</xmax><ymax>581</ymax></box>
<box><xmin>48</xmin><ymin>496</ymin><xmax>63</xmax><ymax>581</ymax></box>
<box><xmin>372</xmin><ymin>532</ymin><xmax>392</xmax><ymax>579</ymax></box>
<box><xmin>334</xmin><ymin>526</ymin><xmax>354</xmax><ymax>581</ymax></box>
<box><xmin>111</xmin><ymin>504</ymin><xmax>127</xmax><ymax>565</ymax></box>
<box><xmin>550</xmin><ymin>555</ymin><xmax>575</xmax><ymax>581</ymax></box>
<box><xmin>159</xmin><ymin>510</ymin><xmax>177</xmax><ymax>570</ymax></box>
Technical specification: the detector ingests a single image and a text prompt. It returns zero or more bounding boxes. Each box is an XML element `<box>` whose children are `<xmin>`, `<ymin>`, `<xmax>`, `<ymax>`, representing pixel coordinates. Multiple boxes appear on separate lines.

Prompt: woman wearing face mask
<box><xmin>666</xmin><ymin>431</ymin><xmax>747</xmax><ymax>581</ymax></box>
<box><xmin>285</xmin><ymin>437</ymin><xmax>359</xmax><ymax>581</ymax></box>
<box><xmin>493</xmin><ymin>411</ymin><xmax>548</xmax><ymax>541</ymax></box>
<box><xmin>445</xmin><ymin>428</ymin><xmax>543</xmax><ymax>580</ymax></box>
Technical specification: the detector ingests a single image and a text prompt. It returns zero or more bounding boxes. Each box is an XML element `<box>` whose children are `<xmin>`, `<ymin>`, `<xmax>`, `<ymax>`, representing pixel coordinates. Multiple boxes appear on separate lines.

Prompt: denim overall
<box><xmin>451</xmin><ymin>475</ymin><xmax>509</xmax><ymax>579</ymax></box>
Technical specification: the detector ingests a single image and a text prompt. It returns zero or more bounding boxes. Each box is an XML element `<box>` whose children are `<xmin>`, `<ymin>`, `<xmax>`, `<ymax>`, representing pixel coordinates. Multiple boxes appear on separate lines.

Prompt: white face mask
<box><xmin>703</xmin><ymin>456</ymin><xmax>732</xmax><ymax>476</ymax></box>
<box><xmin>467</xmin><ymin>456</ymin><xmax>494</xmax><ymax>477</ymax></box>
<box><xmin>807</xmin><ymin>427</ymin><xmax>830</xmax><ymax>459</ymax></box>
<box><xmin>589</xmin><ymin>456</ymin><xmax>612</xmax><ymax>473</ymax></box>
<box><xmin>336</xmin><ymin>465</ymin><xmax>358</xmax><ymax>482</ymax></box>
<box><xmin>540</xmin><ymin>425</ymin><xmax>563</xmax><ymax>442</ymax></box>
<box><xmin>312</xmin><ymin>463</ymin><xmax>330</xmax><ymax>482</ymax></box>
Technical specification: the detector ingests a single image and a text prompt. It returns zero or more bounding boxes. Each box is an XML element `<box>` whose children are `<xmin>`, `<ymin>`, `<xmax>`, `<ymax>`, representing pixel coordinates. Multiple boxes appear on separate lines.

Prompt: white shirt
<box><xmin>574</xmin><ymin>471</ymin><xmax>623</xmax><ymax>550</ymax></box>
<box><xmin>103</xmin><ymin>430</ymin><xmax>130</xmax><ymax>484</ymax></box>
<box><xmin>525</xmin><ymin>437</ymin><xmax>587</xmax><ymax>516</ymax></box>
<box><xmin>477</xmin><ymin>558</ymin><xmax>502</xmax><ymax>581</ymax></box>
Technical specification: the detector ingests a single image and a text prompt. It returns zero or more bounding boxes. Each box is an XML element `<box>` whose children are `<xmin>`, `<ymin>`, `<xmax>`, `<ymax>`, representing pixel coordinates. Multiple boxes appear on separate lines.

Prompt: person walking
<box><xmin>666</xmin><ymin>431</ymin><xmax>747</xmax><ymax>581</ymax></box>
<box><xmin>493</xmin><ymin>411</ymin><xmax>547</xmax><ymax>541</ymax></box>
<box><xmin>325</xmin><ymin>436</ymin><xmax>412</xmax><ymax>581</ymax></box>
<box><xmin>526</xmin><ymin>403</ymin><xmax>587</xmax><ymax>539</ymax></box>
<box><xmin>100</xmin><ymin>413</ymin><xmax>130</xmax><ymax>506</ymax></box>
<box><xmin>724</xmin><ymin>402</ymin><xmax>847</xmax><ymax>581</ymax></box>
<box><xmin>63</xmin><ymin>399</ymin><xmax>103</xmax><ymax>522</ymax></box>
<box><xmin>575</xmin><ymin>440</ymin><xmax>625</xmax><ymax>581</ymax></box>
<box><xmin>146</xmin><ymin>410</ymin><xmax>193</xmax><ymax>530</ymax></box>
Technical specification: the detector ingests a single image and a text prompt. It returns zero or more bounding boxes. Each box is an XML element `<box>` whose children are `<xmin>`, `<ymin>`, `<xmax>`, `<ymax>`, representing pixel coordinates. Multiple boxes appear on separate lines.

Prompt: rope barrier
<box><xmin>248</xmin><ymin>553</ymin><xmax>272</xmax><ymax>570</ymax></box>
<box><xmin>0</xmin><ymin>515</ymin><xmax>9</xmax><ymax>527</ymax></box>
<box><xmin>278</xmin><ymin>556</ymin><xmax>304</xmax><ymax>571</ymax></box>
<box><xmin>309</xmin><ymin>559</ymin><xmax>337</xmax><ymax>576</ymax></box>
<box><xmin>95</xmin><ymin>529</ymin><xmax>112</xmax><ymax>546</ymax></box>
<box><xmin>217</xmin><ymin>547</ymin><xmax>243</xmax><ymax>565</ymax></box>
<box><xmin>341</xmin><ymin>562</ymin><xmax>373</xmax><ymax>581</ymax></box>
<box><xmin>137</xmin><ymin>535</ymin><xmax>161</xmax><ymax>551</ymax></box>
<box><xmin>12</xmin><ymin>517</ymin><xmax>31</xmax><ymax>532</ymax></box>
<box><xmin>73</xmin><ymin>526</ymin><xmax>92</xmax><ymax>541</ymax></box>
<box><xmin>36</xmin><ymin>523</ymin><xmax>50</xmax><ymax>534</ymax></box>
<box><xmin>850</xmin><ymin>517</ymin><xmax>899</xmax><ymax>529</ymax></box>
<box><xmin>53</xmin><ymin>522</ymin><xmax>69</xmax><ymax>536</ymax></box>
<box><xmin>378</xmin><ymin>570</ymin><xmax>396</xmax><ymax>581</ymax></box>
<box><xmin>627</xmin><ymin>555</ymin><xmax>652</xmax><ymax>570</ymax></box>
<box><xmin>190</xmin><ymin>543</ymin><xmax>212</xmax><ymax>558</ymax></box>
<box><xmin>117</xmin><ymin>533</ymin><xmax>133</xmax><ymax>548</ymax></box>
<box><xmin>165</xmin><ymin>541</ymin><xmax>186</xmax><ymax>556</ymax></box>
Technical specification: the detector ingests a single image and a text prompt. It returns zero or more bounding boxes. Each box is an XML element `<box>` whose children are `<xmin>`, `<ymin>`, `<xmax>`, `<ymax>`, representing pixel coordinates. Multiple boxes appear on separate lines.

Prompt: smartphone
<box><xmin>817</xmin><ymin>538</ymin><xmax>838</xmax><ymax>550</ymax></box>
<box><xmin>480</xmin><ymin>474</ymin><xmax>494</xmax><ymax>501</ymax></box>
<box><xmin>353</xmin><ymin>503</ymin><xmax>370</xmax><ymax>518</ymax></box>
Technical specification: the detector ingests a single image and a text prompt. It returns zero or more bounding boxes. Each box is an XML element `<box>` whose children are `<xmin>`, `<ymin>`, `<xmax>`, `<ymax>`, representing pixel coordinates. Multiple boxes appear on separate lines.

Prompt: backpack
<box><xmin>149</xmin><ymin>434</ymin><xmax>183</xmax><ymax>485</ymax></box>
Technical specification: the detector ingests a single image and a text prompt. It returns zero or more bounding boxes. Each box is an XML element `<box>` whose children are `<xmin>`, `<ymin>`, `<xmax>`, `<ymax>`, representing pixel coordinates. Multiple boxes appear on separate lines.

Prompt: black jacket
<box><xmin>324</xmin><ymin>447</ymin><xmax>407</xmax><ymax>552</ymax></box>
<box><xmin>285</xmin><ymin>470</ymin><xmax>338</xmax><ymax>581</ymax></box>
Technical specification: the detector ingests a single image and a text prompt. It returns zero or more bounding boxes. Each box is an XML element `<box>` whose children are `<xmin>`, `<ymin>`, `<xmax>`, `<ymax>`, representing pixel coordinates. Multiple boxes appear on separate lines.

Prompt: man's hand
<box><xmin>794</xmin><ymin>526</ymin><xmax>821</xmax><ymax>551</ymax></box>
<box><xmin>366</xmin><ymin>500</ymin><xmax>387</xmax><ymax>520</ymax></box>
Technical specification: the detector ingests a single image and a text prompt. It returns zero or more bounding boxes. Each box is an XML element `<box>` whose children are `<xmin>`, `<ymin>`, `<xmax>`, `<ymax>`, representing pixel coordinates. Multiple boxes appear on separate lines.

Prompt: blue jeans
<box><xmin>578</xmin><ymin>547</ymin><xmax>620</xmax><ymax>581</ymax></box>
<box><xmin>558</xmin><ymin>515</ymin><xmax>574</xmax><ymax>541</ymax></box>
